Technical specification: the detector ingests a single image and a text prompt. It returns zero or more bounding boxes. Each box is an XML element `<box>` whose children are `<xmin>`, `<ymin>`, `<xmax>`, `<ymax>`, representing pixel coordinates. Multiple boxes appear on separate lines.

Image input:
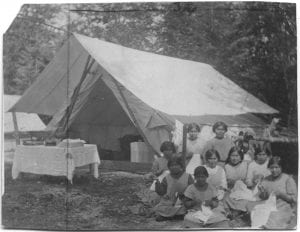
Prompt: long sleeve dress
<box><xmin>247</xmin><ymin>173</ymin><xmax>297</xmax><ymax>229</ymax></box>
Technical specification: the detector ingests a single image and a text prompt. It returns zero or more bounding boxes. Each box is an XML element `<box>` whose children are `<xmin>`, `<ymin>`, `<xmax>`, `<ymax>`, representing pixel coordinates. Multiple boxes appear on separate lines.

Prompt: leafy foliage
<box><xmin>3</xmin><ymin>4</ymin><xmax>67</xmax><ymax>94</ymax></box>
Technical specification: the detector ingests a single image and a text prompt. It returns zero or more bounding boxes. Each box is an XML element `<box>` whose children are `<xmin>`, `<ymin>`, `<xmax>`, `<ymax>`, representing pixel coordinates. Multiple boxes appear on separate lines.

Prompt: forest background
<box><xmin>3</xmin><ymin>2</ymin><xmax>297</xmax><ymax>128</ymax></box>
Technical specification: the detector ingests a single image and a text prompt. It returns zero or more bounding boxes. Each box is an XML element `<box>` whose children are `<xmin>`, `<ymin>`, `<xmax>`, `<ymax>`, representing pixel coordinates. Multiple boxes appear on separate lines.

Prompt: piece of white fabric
<box><xmin>187</xmin><ymin>205</ymin><xmax>213</xmax><ymax>224</ymax></box>
<box><xmin>12</xmin><ymin>144</ymin><xmax>100</xmax><ymax>183</ymax></box>
<box><xmin>172</xmin><ymin>120</ymin><xmax>184</xmax><ymax>152</ymax></box>
<box><xmin>251</xmin><ymin>192</ymin><xmax>277</xmax><ymax>228</ymax></box>
<box><xmin>217</xmin><ymin>189</ymin><xmax>225</xmax><ymax>201</ymax></box>
<box><xmin>186</xmin><ymin>154</ymin><xmax>202</xmax><ymax>177</ymax></box>
<box><xmin>174</xmin><ymin>196</ymin><xmax>183</xmax><ymax>208</ymax></box>
<box><xmin>230</xmin><ymin>180</ymin><xmax>259</xmax><ymax>201</ymax></box>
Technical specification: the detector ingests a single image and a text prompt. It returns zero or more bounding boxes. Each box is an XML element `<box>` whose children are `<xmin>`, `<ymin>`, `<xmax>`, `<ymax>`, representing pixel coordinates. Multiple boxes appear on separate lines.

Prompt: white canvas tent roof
<box><xmin>4</xmin><ymin>95</ymin><xmax>45</xmax><ymax>133</ymax></box>
<box><xmin>9</xmin><ymin>33</ymin><xmax>278</xmax><ymax>154</ymax></box>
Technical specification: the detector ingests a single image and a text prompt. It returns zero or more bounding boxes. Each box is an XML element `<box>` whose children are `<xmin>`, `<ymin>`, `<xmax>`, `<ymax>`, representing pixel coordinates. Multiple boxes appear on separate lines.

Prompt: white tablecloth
<box><xmin>12</xmin><ymin>144</ymin><xmax>100</xmax><ymax>183</ymax></box>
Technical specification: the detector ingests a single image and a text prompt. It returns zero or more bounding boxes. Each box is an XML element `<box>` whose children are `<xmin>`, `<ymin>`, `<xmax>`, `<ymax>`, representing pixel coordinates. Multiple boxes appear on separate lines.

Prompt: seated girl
<box><xmin>203</xmin><ymin>149</ymin><xmax>227</xmax><ymax>194</ymax></box>
<box><xmin>245</xmin><ymin>147</ymin><xmax>271</xmax><ymax>188</ymax></box>
<box><xmin>247</xmin><ymin>156</ymin><xmax>297</xmax><ymax>229</ymax></box>
<box><xmin>223</xmin><ymin>147</ymin><xmax>253</xmax><ymax>215</ymax></box>
<box><xmin>151</xmin><ymin>141</ymin><xmax>177</xmax><ymax>178</ymax></box>
<box><xmin>145</xmin><ymin>141</ymin><xmax>177</xmax><ymax>206</ymax></box>
<box><xmin>153</xmin><ymin>157</ymin><xmax>194</xmax><ymax>221</ymax></box>
<box><xmin>224</xmin><ymin>146</ymin><xmax>248</xmax><ymax>189</ymax></box>
<box><xmin>183</xmin><ymin>166</ymin><xmax>229</xmax><ymax>228</ymax></box>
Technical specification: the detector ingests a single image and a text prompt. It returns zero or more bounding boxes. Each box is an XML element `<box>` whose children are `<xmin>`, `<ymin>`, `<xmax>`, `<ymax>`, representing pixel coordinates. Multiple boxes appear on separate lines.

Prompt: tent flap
<box><xmin>146</xmin><ymin>113</ymin><xmax>169</xmax><ymax>129</ymax></box>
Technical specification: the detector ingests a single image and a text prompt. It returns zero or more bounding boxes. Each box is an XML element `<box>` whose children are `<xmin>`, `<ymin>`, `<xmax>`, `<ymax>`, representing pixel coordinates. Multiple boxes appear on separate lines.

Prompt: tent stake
<box><xmin>12</xmin><ymin>111</ymin><xmax>20</xmax><ymax>145</ymax></box>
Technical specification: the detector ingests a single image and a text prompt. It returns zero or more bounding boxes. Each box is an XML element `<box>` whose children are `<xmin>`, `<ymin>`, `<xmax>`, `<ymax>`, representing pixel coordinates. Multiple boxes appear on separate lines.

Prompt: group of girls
<box><xmin>148</xmin><ymin>121</ymin><xmax>297</xmax><ymax>229</ymax></box>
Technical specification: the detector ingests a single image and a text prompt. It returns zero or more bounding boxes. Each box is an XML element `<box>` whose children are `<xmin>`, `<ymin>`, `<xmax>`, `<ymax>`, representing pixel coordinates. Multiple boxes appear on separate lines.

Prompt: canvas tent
<box><xmin>4</xmin><ymin>95</ymin><xmax>45</xmax><ymax>133</ymax></box>
<box><xmin>9</xmin><ymin>33</ymin><xmax>278</xmax><ymax>155</ymax></box>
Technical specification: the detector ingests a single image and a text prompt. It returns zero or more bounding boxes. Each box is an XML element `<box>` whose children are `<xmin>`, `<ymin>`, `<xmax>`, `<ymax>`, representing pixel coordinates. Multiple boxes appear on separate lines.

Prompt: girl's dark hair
<box><xmin>243</xmin><ymin>132</ymin><xmax>254</xmax><ymax>142</ymax></box>
<box><xmin>226</xmin><ymin>146</ymin><xmax>244</xmax><ymax>163</ymax></box>
<box><xmin>212</xmin><ymin>121</ymin><xmax>228</xmax><ymax>133</ymax></box>
<box><xmin>205</xmin><ymin>149</ymin><xmax>221</xmax><ymax>161</ymax></box>
<box><xmin>194</xmin><ymin>166</ymin><xmax>209</xmax><ymax>177</ymax></box>
<box><xmin>254</xmin><ymin>146</ymin><xmax>270</xmax><ymax>158</ymax></box>
<box><xmin>187</xmin><ymin>123</ymin><xmax>201</xmax><ymax>133</ymax></box>
<box><xmin>235</xmin><ymin>139</ymin><xmax>249</xmax><ymax>154</ymax></box>
<box><xmin>267</xmin><ymin>156</ymin><xmax>283</xmax><ymax>169</ymax></box>
<box><xmin>160</xmin><ymin>141</ymin><xmax>176</xmax><ymax>153</ymax></box>
<box><xmin>167</xmin><ymin>156</ymin><xmax>185</xmax><ymax>169</ymax></box>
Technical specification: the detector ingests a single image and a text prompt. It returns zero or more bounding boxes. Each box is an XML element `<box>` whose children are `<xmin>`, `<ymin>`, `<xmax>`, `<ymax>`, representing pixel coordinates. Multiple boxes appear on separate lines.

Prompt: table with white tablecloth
<box><xmin>12</xmin><ymin>144</ymin><xmax>100</xmax><ymax>183</ymax></box>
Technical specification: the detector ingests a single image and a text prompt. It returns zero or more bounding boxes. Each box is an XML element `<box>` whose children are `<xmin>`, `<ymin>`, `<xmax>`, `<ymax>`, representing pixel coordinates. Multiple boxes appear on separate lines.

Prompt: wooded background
<box><xmin>3</xmin><ymin>2</ymin><xmax>297</xmax><ymax>128</ymax></box>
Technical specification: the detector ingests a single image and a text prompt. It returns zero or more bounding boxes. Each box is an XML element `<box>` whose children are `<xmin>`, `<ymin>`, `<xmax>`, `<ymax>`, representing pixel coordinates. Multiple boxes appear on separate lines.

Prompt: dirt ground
<box><xmin>2</xmin><ymin>163</ymin><xmax>253</xmax><ymax>230</ymax></box>
<box><xmin>2</xmin><ymin>161</ymin><xmax>189</xmax><ymax>230</ymax></box>
<box><xmin>1</xmin><ymin>140</ymin><xmax>253</xmax><ymax>231</ymax></box>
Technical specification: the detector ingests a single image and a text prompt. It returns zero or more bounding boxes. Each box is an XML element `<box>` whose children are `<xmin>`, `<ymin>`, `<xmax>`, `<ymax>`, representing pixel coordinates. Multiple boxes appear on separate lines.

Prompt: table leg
<box><xmin>93</xmin><ymin>163</ymin><xmax>99</xmax><ymax>178</ymax></box>
<box><xmin>12</xmin><ymin>165</ymin><xmax>20</xmax><ymax>180</ymax></box>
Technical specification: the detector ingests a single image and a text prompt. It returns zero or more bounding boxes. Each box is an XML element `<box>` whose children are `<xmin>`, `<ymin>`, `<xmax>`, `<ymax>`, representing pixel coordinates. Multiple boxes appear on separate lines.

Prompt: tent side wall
<box><xmin>9</xmin><ymin>36</ymin><xmax>91</xmax><ymax>116</ymax></box>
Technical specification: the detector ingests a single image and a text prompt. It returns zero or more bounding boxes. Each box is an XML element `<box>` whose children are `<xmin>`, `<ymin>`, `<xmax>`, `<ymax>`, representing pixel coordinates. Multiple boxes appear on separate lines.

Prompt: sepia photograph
<box><xmin>1</xmin><ymin>1</ymin><xmax>298</xmax><ymax>230</ymax></box>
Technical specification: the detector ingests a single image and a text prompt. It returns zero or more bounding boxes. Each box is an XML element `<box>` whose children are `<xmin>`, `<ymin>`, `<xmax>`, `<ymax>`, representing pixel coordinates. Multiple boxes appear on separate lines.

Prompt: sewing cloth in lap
<box><xmin>251</xmin><ymin>193</ymin><xmax>277</xmax><ymax>228</ymax></box>
<box><xmin>184</xmin><ymin>184</ymin><xmax>227</xmax><ymax>226</ymax></box>
<box><xmin>247</xmin><ymin>174</ymin><xmax>297</xmax><ymax>229</ymax></box>
<box><xmin>229</xmin><ymin>180</ymin><xmax>259</xmax><ymax>201</ymax></box>
<box><xmin>184</xmin><ymin>183</ymin><xmax>228</xmax><ymax>225</ymax></box>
